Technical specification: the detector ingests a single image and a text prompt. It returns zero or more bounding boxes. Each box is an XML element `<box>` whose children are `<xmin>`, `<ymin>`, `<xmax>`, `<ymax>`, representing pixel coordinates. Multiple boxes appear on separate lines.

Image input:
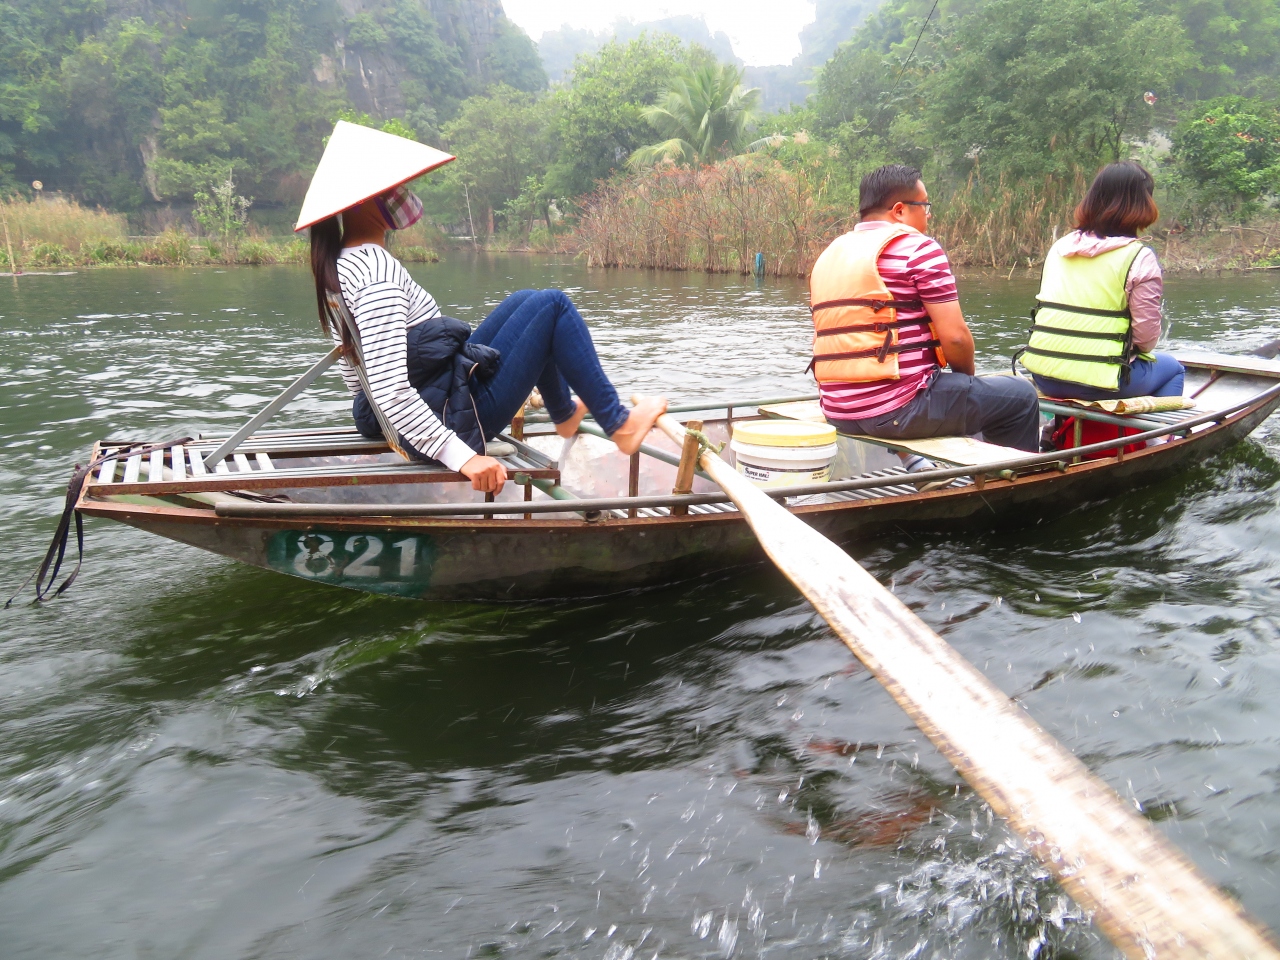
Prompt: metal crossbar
<box><xmin>203</xmin><ymin>345</ymin><xmax>345</xmax><ymax>470</ymax></box>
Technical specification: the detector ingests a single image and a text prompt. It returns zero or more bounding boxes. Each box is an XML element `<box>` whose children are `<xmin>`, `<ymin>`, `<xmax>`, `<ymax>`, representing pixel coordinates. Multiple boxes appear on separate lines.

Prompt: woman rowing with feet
<box><xmin>297</xmin><ymin>121</ymin><xmax>667</xmax><ymax>495</ymax></box>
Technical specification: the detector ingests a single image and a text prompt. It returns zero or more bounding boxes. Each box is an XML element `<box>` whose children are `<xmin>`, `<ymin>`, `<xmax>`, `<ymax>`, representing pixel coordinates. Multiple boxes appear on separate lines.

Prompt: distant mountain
<box><xmin>536</xmin><ymin>0</ymin><xmax>885</xmax><ymax>111</ymax></box>
<box><xmin>750</xmin><ymin>0</ymin><xmax>886</xmax><ymax>111</ymax></box>
<box><xmin>797</xmin><ymin>0</ymin><xmax>886</xmax><ymax>68</ymax></box>
<box><xmin>538</xmin><ymin>15</ymin><xmax>739</xmax><ymax>83</ymax></box>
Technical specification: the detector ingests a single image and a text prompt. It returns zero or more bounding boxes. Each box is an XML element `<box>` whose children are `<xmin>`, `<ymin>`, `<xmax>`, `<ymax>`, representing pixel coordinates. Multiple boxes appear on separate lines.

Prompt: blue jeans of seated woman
<box><xmin>467</xmin><ymin>289</ymin><xmax>629</xmax><ymax>439</ymax></box>
<box><xmin>1031</xmin><ymin>351</ymin><xmax>1185</xmax><ymax>401</ymax></box>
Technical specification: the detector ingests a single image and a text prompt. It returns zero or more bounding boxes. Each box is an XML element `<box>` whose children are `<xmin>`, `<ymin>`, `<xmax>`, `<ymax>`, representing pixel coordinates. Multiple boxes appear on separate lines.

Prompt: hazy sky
<box><xmin>503</xmin><ymin>1</ymin><xmax>819</xmax><ymax>66</ymax></box>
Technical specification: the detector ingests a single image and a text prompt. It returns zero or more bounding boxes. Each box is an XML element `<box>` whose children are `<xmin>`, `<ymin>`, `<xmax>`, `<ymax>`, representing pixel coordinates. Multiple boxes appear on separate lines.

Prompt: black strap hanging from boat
<box><xmin>6</xmin><ymin>436</ymin><xmax>191</xmax><ymax>607</ymax></box>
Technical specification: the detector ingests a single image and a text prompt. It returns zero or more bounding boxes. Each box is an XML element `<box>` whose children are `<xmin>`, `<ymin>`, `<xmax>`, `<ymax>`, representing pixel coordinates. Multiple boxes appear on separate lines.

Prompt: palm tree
<box><xmin>628</xmin><ymin>63</ymin><xmax>763</xmax><ymax>168</ymax></box>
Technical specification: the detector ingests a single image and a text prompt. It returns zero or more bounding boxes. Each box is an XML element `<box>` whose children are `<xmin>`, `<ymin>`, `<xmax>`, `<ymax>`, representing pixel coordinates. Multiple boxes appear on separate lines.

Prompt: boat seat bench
<box><xmin>756</xmin><ymin>399</ymin><xmax>1039</xmax><ymax>471</ymax></box>
<box><xmin>843</xmin><ymin>434</ymin><xmax>1036</xmax><ymax>469</ymax></box>
<box><xmin>757</xmin><ymin>396</ymin><xmax>1201</xmax><ymax>456</ymax></box>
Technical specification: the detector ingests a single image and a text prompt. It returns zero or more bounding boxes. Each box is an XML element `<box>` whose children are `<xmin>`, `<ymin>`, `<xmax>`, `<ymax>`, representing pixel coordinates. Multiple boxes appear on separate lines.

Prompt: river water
<box><xmin>2</xmin><ymin>256</ymin><xmax>1280</xmax><ymax>959</ymax></box>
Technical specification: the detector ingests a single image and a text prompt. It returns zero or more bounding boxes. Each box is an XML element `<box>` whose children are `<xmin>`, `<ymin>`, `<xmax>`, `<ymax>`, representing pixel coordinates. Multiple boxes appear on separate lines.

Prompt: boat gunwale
<box><xmin>74</xmin><ymin>358</ymin><xmax>1280</xmax><ymax>533</ymax></box>
<box><xmin>75</xmin><ymin>391</ymin><xmax>1271</xmax><ymax>534</ymax></box>
<box><xmin>205</xmin><ymin>376</ymin><xmax>1280</xmax><ymax>517</ymax></box>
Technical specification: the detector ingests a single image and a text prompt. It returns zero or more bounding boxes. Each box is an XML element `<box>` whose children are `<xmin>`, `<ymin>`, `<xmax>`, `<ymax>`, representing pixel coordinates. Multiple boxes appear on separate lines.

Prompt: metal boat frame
<box><xmin>74</xmin><ymin>350</ymin><xmax>1280</xmax><ymax>600</ymax></box>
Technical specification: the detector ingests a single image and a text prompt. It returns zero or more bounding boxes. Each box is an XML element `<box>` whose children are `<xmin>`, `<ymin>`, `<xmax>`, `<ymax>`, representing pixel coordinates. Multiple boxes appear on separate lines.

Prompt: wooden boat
<box><xmin>72</xmin><ymin>349</ymin><xmax>1280</xmax><ymax>601</ymax></box>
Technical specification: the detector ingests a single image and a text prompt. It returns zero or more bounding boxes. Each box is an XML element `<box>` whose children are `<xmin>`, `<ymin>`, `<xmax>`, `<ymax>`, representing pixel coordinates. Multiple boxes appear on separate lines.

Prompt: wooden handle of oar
<box><xmin>649</xmin><ymin>410</ymin><xmax>1279</xmax><ymax>960</ymax></box>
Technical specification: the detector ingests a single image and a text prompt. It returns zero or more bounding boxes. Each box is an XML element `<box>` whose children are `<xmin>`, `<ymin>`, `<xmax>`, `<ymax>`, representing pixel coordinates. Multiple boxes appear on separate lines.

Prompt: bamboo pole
<box><xmin>670</xmin><ymin>418</ymin><xmax>701</xmax><ymax>516</ymax></box>
<box><xmin>649</xmin><ymin>409</ymin><xmax>1279</xmax><ymax>960</ymax></box>
<box><xmin>1</xmin><ymin>204</ymin><xmax>19</xmax><ymax>283</ymax></box>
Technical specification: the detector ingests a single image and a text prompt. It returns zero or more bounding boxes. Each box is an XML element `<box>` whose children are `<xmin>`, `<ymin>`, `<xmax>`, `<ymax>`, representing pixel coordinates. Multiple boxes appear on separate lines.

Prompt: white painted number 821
<box><xmin>295</xmin><ymin>534</ymin><xmax>417</xmax><ymax>578</ymax></box>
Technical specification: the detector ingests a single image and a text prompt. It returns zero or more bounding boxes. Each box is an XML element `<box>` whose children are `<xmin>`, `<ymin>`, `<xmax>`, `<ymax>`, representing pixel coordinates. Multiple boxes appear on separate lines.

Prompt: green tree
<box><xmin>152</xmin><ymin>99</ymin><xmax>242</xmax><ymax>197</ymax></box>
<box><xmin>438</xmin><ymin>85</ymin><xmax>554</xmax><ymax>235</ymax></box>
<box><xmin>482</xmin><ymin>19</ymin><xmax>547</xmax><ymax>93</ymax></box>
<box><xmin>628</xmin><ymin>63</ymin><xmax>762</xmax><ymax>167</ymax></box>
<box><xmin>919</xmin><ymin>0</ymin><xmax>1194</xmax><ymax>178</ymax></box>
<box><xmin>193</xmin><ymin>168</ymin><xmax>252</xmax><ymax>241</ymax></box>
<box><xmin>544</xmin><ymin>34</ymin><xmax>707</xmax><ymax>199</ymax></box>
<box><xmin>382</xmin><ymin>0</ymin><xmax>473</xmax><ymax>120</ymax></box>
<box><xmin>1170</xmin><ymin>96</ymin><xmax>1280</xmax><ymax>223</ymax></box>
<box><xmin>333</xmin><ymin>108</ymin><xmax>421</xmax><ymax>142</ymax></box>
<box><xmin>0</xmin><ymin>0</ymin><xmax>527</xmax><ymax>210</ymax></box>
<box><xmin>1166</xmin><ymin>0</ymin><xmax>1280</xmax><ymax>99</ymax></box>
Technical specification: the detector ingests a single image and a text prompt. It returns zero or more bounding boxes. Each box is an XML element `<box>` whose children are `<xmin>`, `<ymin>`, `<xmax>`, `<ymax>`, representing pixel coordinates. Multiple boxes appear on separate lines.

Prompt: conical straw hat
<box><xmin>294</xmin><ymin>120</ymin><xmax>454</xmax><ymax>232</ymax></box>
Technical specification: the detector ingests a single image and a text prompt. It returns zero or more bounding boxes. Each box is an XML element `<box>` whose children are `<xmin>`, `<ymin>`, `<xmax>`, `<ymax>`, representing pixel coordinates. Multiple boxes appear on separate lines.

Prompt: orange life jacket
<box><xmin>808</xmin><ymin>223</ymin><xmax>945</xmax><ymax>383</ymax></box>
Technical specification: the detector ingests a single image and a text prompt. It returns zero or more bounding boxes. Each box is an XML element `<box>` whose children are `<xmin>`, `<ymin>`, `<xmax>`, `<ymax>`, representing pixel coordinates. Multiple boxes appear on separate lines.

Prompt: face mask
<box><xmin>375</xmin><ymin>185</ymin><xmax>424</xmax><ymax>230</ymax></box>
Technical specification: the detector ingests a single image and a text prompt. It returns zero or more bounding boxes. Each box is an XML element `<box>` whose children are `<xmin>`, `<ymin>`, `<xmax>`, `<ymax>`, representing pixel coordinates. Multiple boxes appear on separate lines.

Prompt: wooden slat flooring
<box><xmin>87</xmin><ymin>436</ymin><xmax>560</xmax><ymax>498</ymax></box>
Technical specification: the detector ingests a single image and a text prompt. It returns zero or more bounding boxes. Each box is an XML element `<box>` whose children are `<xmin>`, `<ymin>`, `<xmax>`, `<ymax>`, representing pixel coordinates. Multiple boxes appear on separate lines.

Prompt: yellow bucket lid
<box><xmin>732</xmin><ymin>420</ymin><xmax>837</xmax><ymax>447</ymax></box>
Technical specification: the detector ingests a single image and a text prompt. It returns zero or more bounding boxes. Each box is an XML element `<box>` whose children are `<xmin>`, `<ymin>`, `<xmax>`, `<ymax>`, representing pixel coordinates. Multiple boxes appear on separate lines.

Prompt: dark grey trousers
<box><xmin>826</xmin><ymin>372</ymin><xmax>1041</xmax><ymax>452</ymax></box>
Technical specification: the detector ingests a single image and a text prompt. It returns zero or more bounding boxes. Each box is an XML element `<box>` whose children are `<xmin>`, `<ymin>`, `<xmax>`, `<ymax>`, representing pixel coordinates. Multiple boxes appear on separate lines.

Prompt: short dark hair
<box><xmin>1075</xmin><ymin>161</ymin><xmax>1158</xmax><ymax>238</ymax></box>
<box><xmin>859</xmin><ymin>164</ymin><xmax>923</xmax><ymax>218</ymax></box>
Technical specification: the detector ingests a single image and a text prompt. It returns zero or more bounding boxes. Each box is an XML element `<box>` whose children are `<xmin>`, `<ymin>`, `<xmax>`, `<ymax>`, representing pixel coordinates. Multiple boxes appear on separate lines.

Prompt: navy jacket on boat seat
<box><xmin>352</xmin><ymin>315</ymin><xmax>500</xmax><ymax>458</ymax></box>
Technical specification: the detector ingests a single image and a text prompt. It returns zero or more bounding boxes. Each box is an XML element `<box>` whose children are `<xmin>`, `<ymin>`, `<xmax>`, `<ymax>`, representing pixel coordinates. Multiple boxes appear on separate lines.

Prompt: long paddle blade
<box><xmin>651</xmin><ymin>412</ymin><xmax>1278</xmax><ymax>960</ymax></box>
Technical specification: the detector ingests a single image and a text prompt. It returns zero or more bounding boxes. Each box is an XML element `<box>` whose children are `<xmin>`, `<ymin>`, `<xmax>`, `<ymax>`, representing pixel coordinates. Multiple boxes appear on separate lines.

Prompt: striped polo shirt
<box><xmin>332</xmin><ymin>243</ymin><xmax>478</xmax><ymax>472</ymax></box>
<box><xmin>817</xmin><ymin>223</ymin><xmax>959</xmax><ymax>421</ymax></box>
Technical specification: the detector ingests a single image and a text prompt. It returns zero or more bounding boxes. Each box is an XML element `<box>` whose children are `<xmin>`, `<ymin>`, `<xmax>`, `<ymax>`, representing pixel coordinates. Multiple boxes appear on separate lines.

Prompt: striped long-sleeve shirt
<box><xmin>333</xmin><ymin>243</ymin><xmax>478</xmax><ymax>471</ymax></box>
<box><xmin>818</xmin><ymin>224</ymin><xmax>959</xmax><ymax>421</ymax></box>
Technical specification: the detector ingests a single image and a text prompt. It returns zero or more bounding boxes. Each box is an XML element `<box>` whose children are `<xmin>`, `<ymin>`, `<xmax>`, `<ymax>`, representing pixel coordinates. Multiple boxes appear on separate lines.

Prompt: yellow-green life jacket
<box><xmin>1021</xmin><ymin>239</ymin><xmax>1145</xmax><ymax>391</ymax></box>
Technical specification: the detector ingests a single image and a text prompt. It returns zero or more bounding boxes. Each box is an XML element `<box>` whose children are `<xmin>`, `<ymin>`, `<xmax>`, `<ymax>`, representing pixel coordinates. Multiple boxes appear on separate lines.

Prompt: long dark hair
<box><xmin>309</xmin><ymin>215</ymin><xmax>352</xmax><ymax>350</ymax></box>
<box><xmin>1075</xmin><ymin>161</ymin><xmax>1158</xmax><ymax>238</ymax></box>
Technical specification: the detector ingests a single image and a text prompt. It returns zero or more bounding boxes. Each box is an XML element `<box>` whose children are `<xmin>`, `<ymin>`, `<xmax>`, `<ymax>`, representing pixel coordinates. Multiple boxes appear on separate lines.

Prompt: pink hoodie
<box><xmin>1049</xmin><ymin>231</ymin><xmax>1163</xmax><ymax>352</ymax></box>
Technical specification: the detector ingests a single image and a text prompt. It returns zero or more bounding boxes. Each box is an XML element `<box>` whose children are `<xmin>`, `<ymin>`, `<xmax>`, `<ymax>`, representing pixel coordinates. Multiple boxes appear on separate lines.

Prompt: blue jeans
<box><xmin>827</xmin><ymin>371</ymin><xmax>1042</xmax><ymax>451</ymax></box>
<box><xmin>1031</xmin><ymin>351</ymin><xmax>1185</xmax><ymax>401</ymax></box>
<box><xmin>468</xmin><ymin>289</ymin><xmax>629</xmax><ymax>439</ymax></box>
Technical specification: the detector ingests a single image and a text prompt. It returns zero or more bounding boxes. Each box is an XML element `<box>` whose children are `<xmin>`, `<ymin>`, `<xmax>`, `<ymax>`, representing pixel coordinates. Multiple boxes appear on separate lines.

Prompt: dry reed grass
<box><xmin>0</xmin><ymin>196</ymin><xmax>127</xmax><ymax>255</ymax></box>
<box><xmin>574</xmin><ymin>156</ymin><xmax>851</xmax><ymax>277</ymax></box>
<box><xmin>0</xmin><ymin>197</ymin><xmax>358</xmax><ymax>269</ymax></box>
<box><xmin>930</xmin><ymin>172</ymin><xmax>1085</xmax><ymax>268</ymax></box>
<box><xmin>573</xmin><ymin>163</ymin><xmax>1103</xmax><ymax>274</ymax></box>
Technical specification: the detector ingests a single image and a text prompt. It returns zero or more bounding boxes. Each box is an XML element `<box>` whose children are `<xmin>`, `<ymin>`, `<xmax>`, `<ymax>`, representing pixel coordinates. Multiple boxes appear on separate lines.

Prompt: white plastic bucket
<box><xmin>730</xmin><ymin>421</ymin><xmax>838</xmax><ymax>489</ymax></box>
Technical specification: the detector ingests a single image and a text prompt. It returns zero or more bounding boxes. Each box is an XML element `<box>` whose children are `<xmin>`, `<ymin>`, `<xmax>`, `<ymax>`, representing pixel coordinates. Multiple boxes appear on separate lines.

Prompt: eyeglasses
<box><xmin>901</xmin><ymin>200</ymin><xmax>932</xmax><ymax>215</ymax></box>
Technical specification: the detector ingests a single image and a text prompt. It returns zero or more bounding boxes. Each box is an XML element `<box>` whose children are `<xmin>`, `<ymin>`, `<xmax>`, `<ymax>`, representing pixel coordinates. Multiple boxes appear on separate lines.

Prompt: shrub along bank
<box><xmin>0</xmin><ymin>198</ymin><xmax>438</xmax><ymax>270</ymax></box>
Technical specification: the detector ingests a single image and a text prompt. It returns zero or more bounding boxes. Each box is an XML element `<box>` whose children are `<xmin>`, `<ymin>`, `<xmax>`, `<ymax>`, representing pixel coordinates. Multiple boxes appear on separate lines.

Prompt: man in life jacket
<box><xmin>811</xmin><ymin>164</ymin><xmax>1041</xmax><ymax>456</ymax></box>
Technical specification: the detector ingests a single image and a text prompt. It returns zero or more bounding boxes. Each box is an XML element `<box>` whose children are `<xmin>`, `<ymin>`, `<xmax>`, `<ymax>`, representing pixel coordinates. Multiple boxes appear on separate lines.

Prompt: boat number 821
<box><xmin>291</xmin><ymin>533</ymin><xmax>424</xmax><ymax>579</ymax></box>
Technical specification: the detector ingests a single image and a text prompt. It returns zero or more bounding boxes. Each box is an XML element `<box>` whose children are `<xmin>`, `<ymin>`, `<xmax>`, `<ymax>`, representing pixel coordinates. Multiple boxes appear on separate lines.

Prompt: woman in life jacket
<box><xmin>1020</xmin><ymin>161</ymin><xmax>1184</xmax><ymax>401</ymax></box>
<box><xmin>298</xmin><ymin>121</ymin><xmax>666</xmax><ymax>496</ymax></box>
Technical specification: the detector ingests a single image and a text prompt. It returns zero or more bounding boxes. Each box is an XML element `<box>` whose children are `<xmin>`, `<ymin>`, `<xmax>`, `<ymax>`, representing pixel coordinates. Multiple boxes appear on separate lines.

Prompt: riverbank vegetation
<box><xmin>0</xmin><ymin>197</ymin><xmax>438</xmax><ymax>270</ymax></box>
<box><xmin>2</xmin><ymin>0</ymin><xmax>1278</xmax><ymax>274</ymax></box>
<box><xmin>576</xmin><ymin>0</ymin><xmax>1280</xmax><ymax>273</ymax></box>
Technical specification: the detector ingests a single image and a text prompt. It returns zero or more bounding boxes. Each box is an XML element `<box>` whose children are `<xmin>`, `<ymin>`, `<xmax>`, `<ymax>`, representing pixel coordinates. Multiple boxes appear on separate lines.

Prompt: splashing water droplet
<box><xmin>717</xmin><ymin>915</ymin><xmax>738</xmax><ymax>956</ymax></box>
<box><xmin>692</xmin><ymin>911</ymin><xmax>713</xmax><ymax>939</ymax></box>
<box><xmin>805</xmin><ymin>811</ymin><xmax>820</xmax><ymax>845</ymax></box>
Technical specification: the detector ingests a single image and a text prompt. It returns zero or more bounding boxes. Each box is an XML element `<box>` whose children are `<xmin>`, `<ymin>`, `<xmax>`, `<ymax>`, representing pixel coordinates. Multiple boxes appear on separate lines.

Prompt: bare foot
<box><xmin>554</xmin><ymin>398</ymin><xmax>589</xmax><ymax>439</ymax></box>
<box><xmin>610</xmin><ymin>395</ymin><xmax>668</xmax><ymax>455</ymax></box>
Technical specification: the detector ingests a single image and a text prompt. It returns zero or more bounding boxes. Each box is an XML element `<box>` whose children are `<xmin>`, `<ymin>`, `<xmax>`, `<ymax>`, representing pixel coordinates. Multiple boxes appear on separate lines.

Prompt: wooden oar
<box><xmin>649</xmin><ymin>410</ymin><xmax>1279</xmax><ymax>960</ymax></box>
